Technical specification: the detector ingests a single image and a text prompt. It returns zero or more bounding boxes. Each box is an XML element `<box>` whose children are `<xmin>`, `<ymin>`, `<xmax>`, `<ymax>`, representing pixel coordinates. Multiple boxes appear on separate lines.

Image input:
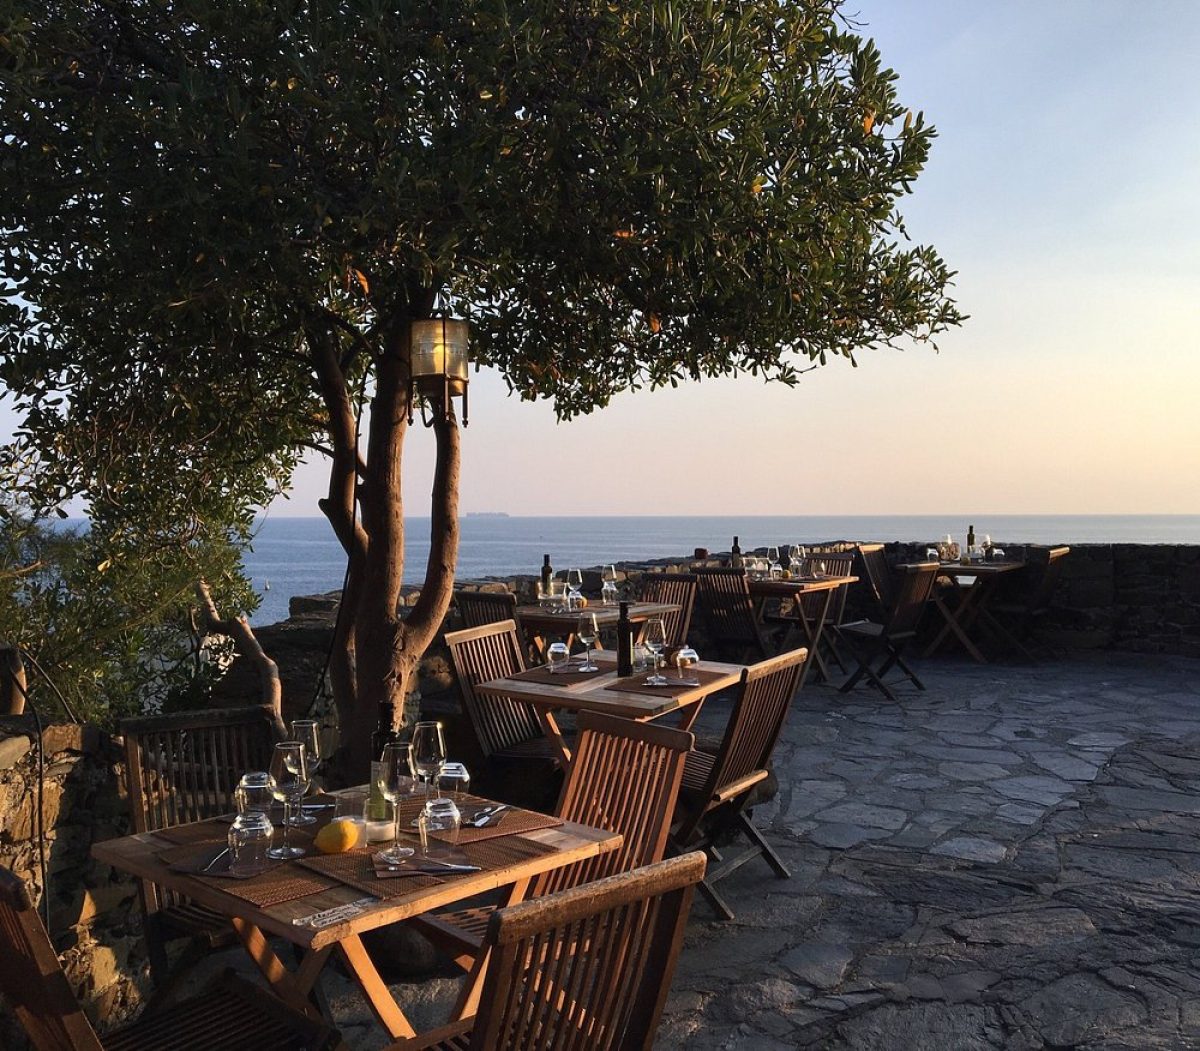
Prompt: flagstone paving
<box><xmin>177</xmin><ymin>651</ymin><xmax>1200</xmax><ymax>1049</ymax></box>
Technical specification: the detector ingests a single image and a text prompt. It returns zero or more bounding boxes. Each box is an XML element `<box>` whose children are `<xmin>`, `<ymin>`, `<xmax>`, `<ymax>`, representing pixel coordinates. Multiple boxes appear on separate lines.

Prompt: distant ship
<box><xmin>465</xmin><ymin>511</ymin><xmax>510</xmax><ymax>518</ymax></box>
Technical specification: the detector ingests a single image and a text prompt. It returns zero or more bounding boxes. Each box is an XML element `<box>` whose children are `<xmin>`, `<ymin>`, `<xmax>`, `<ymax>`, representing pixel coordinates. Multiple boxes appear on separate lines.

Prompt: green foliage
<box><xmin>1</xmin><ymin>0</ymin><xmax>961</xmax><ymax>517</ymax></box>
<box><xmin>0</xmin><ymin>507</ymin><xmax>257</xmax><ymax>726</ymax></box>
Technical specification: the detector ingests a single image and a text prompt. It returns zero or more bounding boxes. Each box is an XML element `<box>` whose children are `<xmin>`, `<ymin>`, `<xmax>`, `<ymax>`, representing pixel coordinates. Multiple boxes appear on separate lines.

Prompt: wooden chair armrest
<box><xmin>713</xmin><ymin>770</ymin><xmax>768</xmax><ymax>804</ymax></box>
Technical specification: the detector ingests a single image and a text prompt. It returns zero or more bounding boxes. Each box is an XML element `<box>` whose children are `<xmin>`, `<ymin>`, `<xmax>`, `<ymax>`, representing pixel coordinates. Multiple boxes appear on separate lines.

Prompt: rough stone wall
<box><xmin>0</xmin><ymin>718</ymin><xmax>143</xmax><ymax>1047</ymax></box>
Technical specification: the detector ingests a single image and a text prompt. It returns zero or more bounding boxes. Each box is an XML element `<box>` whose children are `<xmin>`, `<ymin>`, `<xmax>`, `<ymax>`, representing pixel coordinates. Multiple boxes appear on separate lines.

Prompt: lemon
<box><xmin>314</xmin><ymin>818</ymin><xmax>360</xmax><ymax>854</ymax></box>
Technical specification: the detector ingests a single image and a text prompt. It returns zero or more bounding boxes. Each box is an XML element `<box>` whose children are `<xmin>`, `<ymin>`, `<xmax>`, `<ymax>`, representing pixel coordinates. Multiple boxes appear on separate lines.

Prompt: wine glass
<box><xmin>643</xmin><ymin>618</ymin><xmax>668</xmax><ymax>686</ymax></box>
<box><xmin>601</xmin><ymin>564</ymin><xmax>618</xmax><ymax>606</ymax></box>
<box><xmin>566</xmin><ymin>568</ymin><xmax>583</xmax><ymax>609</ymax></box>
<box><xmin>379</xmin><ymin>741</ymin><xmax>418</xmax><ymax>862</ymax></box>
<box><xmin>267</xmin><ymin>742</ymin><xmax>307</xmax><ymax>859</ymax></box>
<box><xmin>287</xmin><ymin>719</ymin><xmax>321</xmax><ymax>825</ymax></box>
<box><xmin>576</xmin><ymin>611</ymin><xmax>599</xmax><ymax>672</ymax></box>
<box><xmin>411</xmin><ymin>721</ymin><xmax>446</xmax><ymax>800</ymax></box>
<box><xmin>789</xmin><ymin>545</ymin><xmax>806</xmax><ymax>575</ymax></box>
<box><xmin>438</xmin><ymin>761</ymin><xmax>471</xmax><ymax>806</ymax></box>
<box><xmin>767</xmin><ymin>547</ymin><xmax>782</xmax><ymax>579</ymax></box>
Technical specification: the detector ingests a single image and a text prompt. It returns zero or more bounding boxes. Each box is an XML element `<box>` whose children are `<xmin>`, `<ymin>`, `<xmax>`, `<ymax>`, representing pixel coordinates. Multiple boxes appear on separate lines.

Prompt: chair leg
<box><xmin>737</xmin><ymin>812</ymin><xmax>789</xmax><ymax>879</ymax></box>
<box><xmin>697</xmin><ymin>876</ymin><xmax>737</xmax><ymax>922</ymax></box>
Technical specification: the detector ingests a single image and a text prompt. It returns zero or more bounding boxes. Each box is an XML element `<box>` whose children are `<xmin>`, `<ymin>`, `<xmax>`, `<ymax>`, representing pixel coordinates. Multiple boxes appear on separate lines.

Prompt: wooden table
<box><xmin>922</xmin><ymin>561</ymin><xmax>1026</xmax><ymax>663</ymax></box>
<box><xmin>476</xmin><ymin>649</ymin><xmax>745</xmax><ymax>768</ymax></box>
<box><xmin>748</xmin><ymin>575</ymin><xmax>857</xmax><ymax>685</ymax></box>
<box><xmin>92</xmin><ymin>806</ymin><xmax>620</xmax><ymax>1039</ymax></box>
<box><xmin>515</xmin><ymin>600</ymin><xmax>681</xmax><ymax>658</ymax></box>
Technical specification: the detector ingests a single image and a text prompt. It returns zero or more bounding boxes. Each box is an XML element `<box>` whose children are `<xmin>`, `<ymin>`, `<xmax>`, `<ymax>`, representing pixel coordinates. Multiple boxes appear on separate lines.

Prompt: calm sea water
<box><xmin>243</xmin><ymin>514</ymin><xmax>1200</xmax><ymax>626</ymax></box>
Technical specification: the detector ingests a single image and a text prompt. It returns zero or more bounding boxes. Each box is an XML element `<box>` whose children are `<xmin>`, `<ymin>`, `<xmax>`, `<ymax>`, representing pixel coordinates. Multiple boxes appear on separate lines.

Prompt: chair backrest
<box><xmin>637</xmin><ymin>573</ymin><xmax>698</xmax><ymax>647</ymax></box>
<box><xmin>798</xmin><ymin>554</ymin><xmax>856</xmax><ymax>623</ymax></box>
<box><xmin>444</xmin><ymin>620</ymin><xmax>541</xmax><ymax>757</ymax></box>
<box><xmin>854</xmin><ymin>544</ymin><xmax>895</xmax><ymax>617</ymax></box>
<box><xmin>534</xmin><ymin>712</ymin><xmax>693</xmax><ymax>897</ymax></box>
<box><xmin>455</xmin><ymin>588</ymin><xmax>518</xmax><ymax>630</ymax></box>
<box><xmin>120</xmin><ymin>705</ymin><xmax>279</xmax><ymax>833</ymax></box>
<box><xmin>694</xmin><ymin>648</ymin><xmax>807</xmax><ymax>809</ymax></box>
<box><xmin>468</xmin><ymin>853</ymin><xmax>707</xmax><ymax>1051</ymax></box>
<box><xmin>882</xmin><ymin>562</ymin><xmax>940</xmax><ymax>637</ymax></box>
<box><xmin>694</xmin><ymin>568</ymin><xmax>766</xmax><ymax>652</ymax></box>
<box><xmin>0</xmin><ymin>868</ymin><xmax>103</xmax><ymax>1051</ymax></box>
<box><xmin>1021</xmin><ymin>546</ymin><xmax>1071</xmax><ymax>614</ymax></box>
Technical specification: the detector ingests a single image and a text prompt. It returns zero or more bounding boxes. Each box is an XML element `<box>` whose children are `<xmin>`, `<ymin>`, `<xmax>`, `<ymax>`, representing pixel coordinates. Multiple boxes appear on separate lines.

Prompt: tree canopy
<box><xmin>1</xmin><ymin>0</ymin><xmax>962</xmax><ymax>763</ymax></box>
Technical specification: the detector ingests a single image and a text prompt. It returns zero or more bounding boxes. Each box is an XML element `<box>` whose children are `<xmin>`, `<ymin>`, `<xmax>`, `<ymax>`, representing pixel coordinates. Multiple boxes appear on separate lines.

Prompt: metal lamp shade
<box><xmin>410</xmin><ymin>318</ymin><xmax>469</xmax><ymax>396</ymax></box>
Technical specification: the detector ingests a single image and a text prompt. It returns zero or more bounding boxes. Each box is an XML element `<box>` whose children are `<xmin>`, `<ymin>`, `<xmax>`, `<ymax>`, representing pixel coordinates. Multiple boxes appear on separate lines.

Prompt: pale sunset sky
<box><xmin>6</xmin><ymin>2</ymin><xmax>1199</xmax><ymax>518</ymax></box>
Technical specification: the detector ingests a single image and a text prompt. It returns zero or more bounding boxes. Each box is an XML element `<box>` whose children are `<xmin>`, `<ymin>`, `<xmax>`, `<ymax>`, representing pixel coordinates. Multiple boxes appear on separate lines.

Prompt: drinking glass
<box><xmin>643</xmin><ymin>618</ymin><xmax>668</xmax><ymax>686</ymax></box>
<box><xmin>547</xmin><ymin>641</ymin><xmax>571</xmax><ymax>673</ymax></box>
<box><xmin>411</xmin><ymin>721</ymin><xmax>447</xmax><ymax>799</ymax></box>
<box><xmin>789</xmin><ymin>545</ymin><xmax>806</xmax><ymax>576</ymax></box>
<box><xmin>767</xmin><ymin>547</ymin><xmax>782</xmax><ymax>579</ymax></box>
<box><xmin>267</xmin><ymin>742</ymin><xmax>307</xmax><ymax>859</ymax></box>
<box><xmin>576</xmin><ymin>611</ymin><xmax>599</xmax><ymax>672</ymax></box>
<box><xmin>566</xmin><ymin>568</ymin><xmax>583</xmax><ymax>609</ymax></box>
<box><xmin>925</xmin><ymin>547</ymin><xmax>940</xmax><ymax>562</ymax></box>
<box><xmin>438</xmin><ymin>761</ymin><xmax>471</xmax><ymax>805</ymax></box>
<box><xmin>287</xmin><ymin>719</ymin><xmax>322</xmax><ymax>825</ymax></box>
<box><xmin>379</xmin><ymin>741</ymin><xmax>418</xmax><ymax>862</ymax></box>
<box><xmin>235</xmin><ymin>771</ymin><xmax>275</xmax><ymax>816</ymax></box>
<box><xmin>418</xmin><ymin>797</ymin><xmax>461</xmax><ymax>861</ymax></box>
<box><xmin>228</xmin><ymin>812</ymin><xmax>273</xmax><ymax>876</ymax></box>
<box><xmin>601</xmin><ymin>565</ymin><xmax>619</xmax><ymax>606</ymax></box>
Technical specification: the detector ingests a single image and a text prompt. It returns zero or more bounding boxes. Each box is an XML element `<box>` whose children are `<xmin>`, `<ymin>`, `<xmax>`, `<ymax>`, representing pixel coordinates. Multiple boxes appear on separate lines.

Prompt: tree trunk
<box><xmin>1</xmin><ymin>643</ymin><xmax>27</xmax><ymax>716</ymax></box>
<box><xmin>313</xmin><ymin>311</ymin><xmax>462</xmax><ymax>782</ymax></box>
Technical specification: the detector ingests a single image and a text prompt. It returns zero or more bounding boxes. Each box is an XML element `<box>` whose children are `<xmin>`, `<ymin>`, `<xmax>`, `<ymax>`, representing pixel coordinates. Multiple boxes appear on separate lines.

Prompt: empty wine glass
<box><xmin>267</xmin><ymin>742</ymin><xmax>307</xmax><ymax>860</ymax></box>
<box><xmin>576</xmin><ymin>611</ymin><xmax>599</xmax><ymax>672</ymax></box>
<box><xmin>379</xmin><ymin>741</ymin><xmax>418</xmax><ymax>862</ymax></box>
<box><xmin>789</xmin><ymin>545</ymin><xmax>806</xmax><ymax>575</ymax></box>
<box><xmin>566</xmin><ymin>568</ymin><xmax>583</xmax><ymax>609</ymax></box>
<box><xmin>411</xmin><ymin>721</ymin><xmax>446</xmax><ymax>800</ymax></box>
<box><xmin>643</xmin><ymin>618</ymin><xmax>668</xmax><ymax>686</ymax></box>
<box><xmin>287</xmin><ymin>719</ymin><xmax>321</xmax><ymax>825</ymax></box>
<box><xmin>767</xmin><ymin>547</ymin><xmax>782</xmax><ymax>579</ymax></box>
<box><xmin>438</xmin><ymin>761</ymin><xmax>471</xmax><ymax>805</ymax></box>
<box><xmin>601</xmin><ymin>565</ymin><xmax>619</xmax><ymax>606</ymax></box>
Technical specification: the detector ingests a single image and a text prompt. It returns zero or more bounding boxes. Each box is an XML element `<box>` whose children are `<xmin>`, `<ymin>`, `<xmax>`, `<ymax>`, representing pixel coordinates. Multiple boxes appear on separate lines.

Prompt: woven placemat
<box><xmin>604</xmin><ymin>667</ymin><xmax>728</xmax><ymax>698</ymax></box>
<box><xmin>299</xmin><ymin>850</ymin><xmax>442</xmax><ymax>899</ymax></box>
<box><xmin>154</xmin><ymin>819</ymin><xmax>232</xmax><ymax>846</ymax></box>
<box><xmin>393</xmin><ymin>797</ymin><xmax>564</xmax><ymax>844</ymax></box>
<box><xmin>513</xmin><ymin>660</ymin><xmax>612</xmax><ymax>687</ymax></box>
<box><xmin>196</xmin><ymin>862</ymin><xmax>338</xmax><ymax>908</ymax></box>
<box><xmin>458</xmin><ymin>834</ymin><xmax>557</xmax><ymax>868</ymax></box>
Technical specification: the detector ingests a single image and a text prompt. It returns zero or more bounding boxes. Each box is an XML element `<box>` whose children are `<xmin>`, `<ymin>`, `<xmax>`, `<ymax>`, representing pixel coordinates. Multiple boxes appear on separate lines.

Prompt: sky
<box><xmin>5</xmin><ymin>1</ymin><xmax>1199</xmax><ymax>518</ymax></box>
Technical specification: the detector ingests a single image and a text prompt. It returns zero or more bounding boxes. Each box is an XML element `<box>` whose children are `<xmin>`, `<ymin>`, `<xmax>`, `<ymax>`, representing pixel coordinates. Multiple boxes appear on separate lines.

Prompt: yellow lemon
<box><xmin>314</xmin><ymin>818</ymin><xmax>360</xmax><ymax>854</ymax></box>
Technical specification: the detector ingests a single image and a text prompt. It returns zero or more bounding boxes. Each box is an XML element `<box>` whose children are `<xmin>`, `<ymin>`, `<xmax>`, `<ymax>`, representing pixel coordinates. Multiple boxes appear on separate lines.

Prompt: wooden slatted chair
<box><xmin>637</xmin><ymin>572</ymin><xmax>698</xmax><ymax>647</ymax></box>
<box><xmin>835</xmin><ymin>562</ymin><xmax>939</xmax><ymax>702</ymax></box>
<box><xmin>669</xmin><ymin>648</ymin><xmax>807</xmax><ymax>921</ymax></box>
<box><xmin>388</xmin><ymin>853</ymin><xmax>706</xmax><ymax>1051</ymax></box>
<box><xmin>853</xmin><ymin>543</ymin><xmax>896</xmax><ymax>620</ymax></box>
<box><xmin>120</xmin><ymin>705</ymin><xmax>280</xmax><ymax>990</ymax></box>
<box><xmin>694</xmin><ymin>567</ymin><xmax>774</xmax><ymax>662</ymax></box>
<box><xmin>979</xmin><ymin>546</ymin><xmax>1071</xmax><ymax>659</ymax></box>
<box><xmin>410</xmin><ymin>711</ymin><xmax>693</xmax><ymax>972</ymax></box>
<box><xmin>0</xmin><ymin>865</ymin><xmax>341</xmax><ymax>1051</ymax></box>
<box><xmin>444</xmin><ymin>619</ymin><xmax>560</xmax><ymax>771</ymax></box>
<box><xmin>453</xmin><ymin>588</ymin><xmax>518</xmax><ymax>630</ymax></box>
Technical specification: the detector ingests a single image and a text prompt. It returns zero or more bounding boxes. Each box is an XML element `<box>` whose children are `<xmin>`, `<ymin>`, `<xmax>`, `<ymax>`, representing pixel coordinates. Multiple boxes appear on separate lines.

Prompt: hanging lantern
<box><xmin>409</xmin><ymin>317</ymin><xmax>469</xmax><ymax>426</ymax></box>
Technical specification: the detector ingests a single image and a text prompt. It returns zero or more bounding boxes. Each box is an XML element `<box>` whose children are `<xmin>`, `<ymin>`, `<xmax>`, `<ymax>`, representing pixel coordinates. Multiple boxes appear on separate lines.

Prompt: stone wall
<box><xmin>0</xmin><ymin>718</ymin><xmax>143</xmax><ymax>1047</ymax></box>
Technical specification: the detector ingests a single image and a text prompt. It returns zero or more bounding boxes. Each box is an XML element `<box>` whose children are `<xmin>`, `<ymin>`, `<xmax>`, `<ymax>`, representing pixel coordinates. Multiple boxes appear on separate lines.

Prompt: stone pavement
<box><xmin>184</xmin><ymin>652</ymin><xmax>1200</xmax><ymax>1049</ymax></box>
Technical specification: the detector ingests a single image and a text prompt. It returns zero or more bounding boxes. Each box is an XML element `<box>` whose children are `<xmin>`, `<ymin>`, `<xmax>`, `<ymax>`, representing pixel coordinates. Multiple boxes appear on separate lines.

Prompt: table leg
<box><xmin>230</xmin><ymin>917</ymin><xmax>327</xmax><ymax>1015</ymax></box>
<box><xmin>797</xmin><ymin>590</ymin><xmax>834</xmax><ymax>688</ymax></box>
<box><xmin>451</xmin><ymin>877</ymin><xmax>532</xmax><ymax>1021</ymax></box>
<box><xmin>923</xmin><ymin>581</ymin><xmax>987</xmax><ymax>662</ymax></box>
<box><xmin>675</xmin><ymin>702</ymin><xmax>706</xmax><ymax>732</ymax></box>
<box><xmin>337</xmin><ymin>932</ymin><xmax>418</xmax><ymax>1039</ymax></box>
<box><xmin>537</xmin><ymin>708</ymin><xmax>573</xmax><ymax>770</ymax></box>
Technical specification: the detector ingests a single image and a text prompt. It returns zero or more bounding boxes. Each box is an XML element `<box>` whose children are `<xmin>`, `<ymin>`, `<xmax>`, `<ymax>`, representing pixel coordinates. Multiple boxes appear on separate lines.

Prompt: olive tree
<box><xmin>0</xmin><ymin>0</ymin><xmax>962</xmax><ymax>773</ymax></box>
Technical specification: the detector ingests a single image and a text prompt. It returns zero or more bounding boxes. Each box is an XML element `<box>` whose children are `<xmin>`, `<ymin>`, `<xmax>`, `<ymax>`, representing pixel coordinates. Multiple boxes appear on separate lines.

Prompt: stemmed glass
<box><xmin>287</xmin><ymin>719</ymin><xmax>321</xmax><ymax>825</ymax></box>
<box><xmin>267</xmin><ymin>742</ymin><xmax>307</xmax><ymax>860</ymax></box>
<box><xmin>643</xmin><ymin>617</ymin><xmax>668</xmax><ymax>686</ymax></box>
<box><xmin>411</xmin><ymin>721</ymin><xmax>447</xmax><ymax>800</ymax></box>
<box><xmin>601</xmin><ymin>565</ymin><xmax>618</xmax><ymax>606</ymax></box>
<box><xmin>767</xmin><ymin>547</ymin><xmax>782</xmax><ymax>579</ymax></box>
<box><xmin>379</xmin><ymin>741</ymin><xmax>418</xmax><ymax>862</ymax></box>
<box><xmin>576</xmin><ymin>611</ymin><xmax>599</xmax><ymax>672</ymax></box>
<box><xmin>566</xmin><ymin>568</ymin><xmax>583</xmax><ymax>610</ymax></box>
<box><xmin>790</xmin><ymin>545</ymin><xmax>807</xmax><ymax>576</ymax></box>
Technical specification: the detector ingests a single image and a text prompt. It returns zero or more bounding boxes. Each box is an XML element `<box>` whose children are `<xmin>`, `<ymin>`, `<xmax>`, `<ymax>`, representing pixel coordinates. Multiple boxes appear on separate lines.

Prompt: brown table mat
<box><xmin>394</xmin><ymin>796</ymin><xmax>564</xmax><ymax>844</ymax></box>
<box><xmin>193</xmin><ymin>859</ymin><xmax>339</xmax><ymax>907</ymax></box>
<box><xmin>512</xmin><ymin>658</ymin><xmax>615</xmax><ymax>686</ymax></box>
<box><xmin>154</xmin><ymin>818</ymin><xmax>233</xmax><ymax>846</ymax></box>
<box><xmin>604</xmin><ymin>667</ymin><xmax>729</xmax><ymax>698</ymax></box>
<box><xmin>299</xmin><ymin>849</ymin><xmax>442</xmax><ymax>899</ymax></box>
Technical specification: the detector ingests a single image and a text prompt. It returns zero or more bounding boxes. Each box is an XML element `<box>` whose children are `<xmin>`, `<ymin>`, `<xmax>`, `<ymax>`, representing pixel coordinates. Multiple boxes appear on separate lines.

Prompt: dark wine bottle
<box><xmin>616</xmin><ymin>601</ymin><xmax>633</xmax><ymax>677</ymax></box>
<box><xmin>370</xmin><ymin>702</ymin><xmax>400</xmax><ymax>762</ymax></box>
<box><xmin>540</xmin><ymin>553</ymin><xmax>554</xmax><ymax>593</ymax></box>
<box><xmin>967</xmin><ymin>524</ymin><xmax>976</xmax><ymax>552</ymax></box>
<box><xmin>730</xmin><ymin>535</ymin><xmax>744</xmax><ymax>569</ymax></box>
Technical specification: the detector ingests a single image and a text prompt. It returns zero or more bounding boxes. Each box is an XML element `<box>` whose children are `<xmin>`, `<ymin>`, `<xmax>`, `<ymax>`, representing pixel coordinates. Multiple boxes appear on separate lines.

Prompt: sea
<box><xmin>242</xmin><ymin>514</ymin><xmax>1200</xmax><ymax>626</ymax></box>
